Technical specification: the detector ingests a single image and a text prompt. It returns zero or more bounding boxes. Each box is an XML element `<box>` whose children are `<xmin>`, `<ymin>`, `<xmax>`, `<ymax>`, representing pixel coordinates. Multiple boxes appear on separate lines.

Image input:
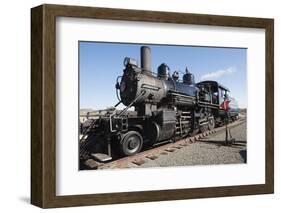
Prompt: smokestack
<box><xmin>140</xmin><ymin>46</ymin><xmax>151</xmax><ymax>75</ymax></box>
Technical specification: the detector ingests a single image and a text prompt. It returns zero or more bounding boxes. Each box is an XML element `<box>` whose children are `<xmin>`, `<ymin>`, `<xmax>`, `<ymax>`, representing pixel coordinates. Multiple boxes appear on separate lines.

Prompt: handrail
<box><xmin>109</xmin><ymin>90</ymin><xmax>146</xmax><ymax>133</ymax></box>
<box><xmin>117</xmin><ymin>90</ymin><xmax>146</xmax><ymax>117</ymax></box>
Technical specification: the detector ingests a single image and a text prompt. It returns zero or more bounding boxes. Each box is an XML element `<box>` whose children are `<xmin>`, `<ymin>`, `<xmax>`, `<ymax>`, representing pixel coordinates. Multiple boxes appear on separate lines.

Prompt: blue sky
<box><xmin>79</xmin><ymin>42</ymin><xmax>247</xmax><ymax>109</ymax></box>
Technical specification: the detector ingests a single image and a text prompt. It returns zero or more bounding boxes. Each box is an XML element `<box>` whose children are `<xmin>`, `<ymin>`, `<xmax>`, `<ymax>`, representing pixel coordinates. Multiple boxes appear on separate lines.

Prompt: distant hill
<box><xmin>79</xmin><ymin>107</ymin><xmax>137</xmax><ymax>123</ymax></box>
<box><xmin>80</xmin><ymin>108</ymin><xmax>93</xmax><ymax>113</ymax></box>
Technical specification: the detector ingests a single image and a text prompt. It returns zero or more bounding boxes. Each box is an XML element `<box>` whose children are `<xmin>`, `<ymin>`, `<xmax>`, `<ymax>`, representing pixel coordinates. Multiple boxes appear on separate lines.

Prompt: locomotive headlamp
<box><xmin>123</xmin><ymin>57</ymin><xmax>138</xmax><ymax>67</ymax></box>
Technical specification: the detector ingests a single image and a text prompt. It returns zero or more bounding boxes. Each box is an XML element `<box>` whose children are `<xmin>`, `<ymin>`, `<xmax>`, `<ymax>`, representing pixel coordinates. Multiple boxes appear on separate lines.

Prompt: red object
<box><xmin>220</xmin><ymin>100</ymin><xmax>230</xmax><ymax>111</ymax></box>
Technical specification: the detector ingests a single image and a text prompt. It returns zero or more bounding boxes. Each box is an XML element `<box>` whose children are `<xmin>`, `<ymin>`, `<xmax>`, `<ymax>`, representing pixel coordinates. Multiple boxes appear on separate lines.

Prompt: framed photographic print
<box><xmin>31</xmin><ymin>4</ymin><xmax>274</xmax><ymax>208</ymax></box>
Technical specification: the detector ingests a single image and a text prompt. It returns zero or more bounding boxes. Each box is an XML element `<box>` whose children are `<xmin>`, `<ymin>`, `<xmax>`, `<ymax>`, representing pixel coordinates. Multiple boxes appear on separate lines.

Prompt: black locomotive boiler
<box><xmin>80</xmin><ymin>46</ymin><xmax>239</xmax><ymax>160</ymax></box>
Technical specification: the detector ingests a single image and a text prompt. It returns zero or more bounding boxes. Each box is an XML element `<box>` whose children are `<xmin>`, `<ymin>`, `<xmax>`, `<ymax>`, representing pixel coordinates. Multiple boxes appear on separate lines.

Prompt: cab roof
<box><xmin>196</xmin><ymin>80</ymin><xmax>230</xmax><ymax>92</ymax></box>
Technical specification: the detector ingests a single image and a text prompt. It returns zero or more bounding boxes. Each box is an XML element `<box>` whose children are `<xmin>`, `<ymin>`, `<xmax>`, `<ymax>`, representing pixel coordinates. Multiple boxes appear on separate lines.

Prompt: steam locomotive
<box><xmin>80</xmin><ymin>46</ymin><xmax>239</xmax><ymax>160</ymax></box>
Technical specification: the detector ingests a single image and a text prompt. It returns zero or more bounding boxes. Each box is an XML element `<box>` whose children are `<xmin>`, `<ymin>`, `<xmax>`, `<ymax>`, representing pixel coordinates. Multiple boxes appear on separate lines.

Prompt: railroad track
<box><xmin>83</xmin><ymin>118</ymin><xmax>246</xmax><ymax>170</ymax></box>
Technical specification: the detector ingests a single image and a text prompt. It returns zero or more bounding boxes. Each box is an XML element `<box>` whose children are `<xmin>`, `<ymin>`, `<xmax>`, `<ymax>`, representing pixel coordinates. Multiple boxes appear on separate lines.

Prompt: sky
<box><xmin>79</xmin><ymin>42</ymin><xmax>247</xmax><ymax>109</ymax></box>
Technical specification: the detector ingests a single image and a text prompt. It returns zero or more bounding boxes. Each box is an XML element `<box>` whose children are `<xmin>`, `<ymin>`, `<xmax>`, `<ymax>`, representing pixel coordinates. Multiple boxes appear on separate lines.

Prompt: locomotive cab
<box><xmin>196</xmin><ymin>81</ymin><xmax>239</xmax><ymax>125</ymax></box>
<box><xmin>196</xmin><ymin>81</ymin><xmax>231</xmax><ymax>106</ymax></box>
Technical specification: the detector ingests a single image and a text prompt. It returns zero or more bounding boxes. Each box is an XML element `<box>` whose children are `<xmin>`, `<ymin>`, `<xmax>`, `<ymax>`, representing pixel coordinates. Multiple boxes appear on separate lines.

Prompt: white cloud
<box><xmin>200</xmin><ymin>67</ymin><xmax>236</xmax><ymax>80</ymax></box>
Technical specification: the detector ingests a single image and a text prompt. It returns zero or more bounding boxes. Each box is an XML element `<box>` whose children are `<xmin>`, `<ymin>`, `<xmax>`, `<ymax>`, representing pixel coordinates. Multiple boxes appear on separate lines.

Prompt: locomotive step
<box><xmin>179</xmin><ymin>121</ymin><xmax>190</xmax><ymax>124</ymax></box>
<box><xmin>181</xmin><ymin>112</ymin><xmax>191</xmax><ymax>115</ymax></box>
<box><xmin>180</xmin><ymin>116</ymin><xmax>191</xmax><ymax>119</ymax></box>
<box><xmin>91</xmin><ymin>153</ymin><xmax>112</xmax><ymax>162</ymax></box>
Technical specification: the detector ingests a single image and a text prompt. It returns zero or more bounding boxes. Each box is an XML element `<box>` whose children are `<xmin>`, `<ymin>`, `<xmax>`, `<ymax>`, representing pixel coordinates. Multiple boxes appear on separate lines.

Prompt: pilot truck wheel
<box><xmin>119</xmin><ymin>131</ymin><xmax>143</xmax><ymax>156</ymax></box>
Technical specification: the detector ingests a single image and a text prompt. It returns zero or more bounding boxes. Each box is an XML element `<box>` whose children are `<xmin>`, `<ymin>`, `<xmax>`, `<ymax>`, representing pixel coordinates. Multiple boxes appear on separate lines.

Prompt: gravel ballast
<box><xmin>128</xmin><ymin>121</ymin><xmax>247</xmax><ymax>168</ymax></box>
